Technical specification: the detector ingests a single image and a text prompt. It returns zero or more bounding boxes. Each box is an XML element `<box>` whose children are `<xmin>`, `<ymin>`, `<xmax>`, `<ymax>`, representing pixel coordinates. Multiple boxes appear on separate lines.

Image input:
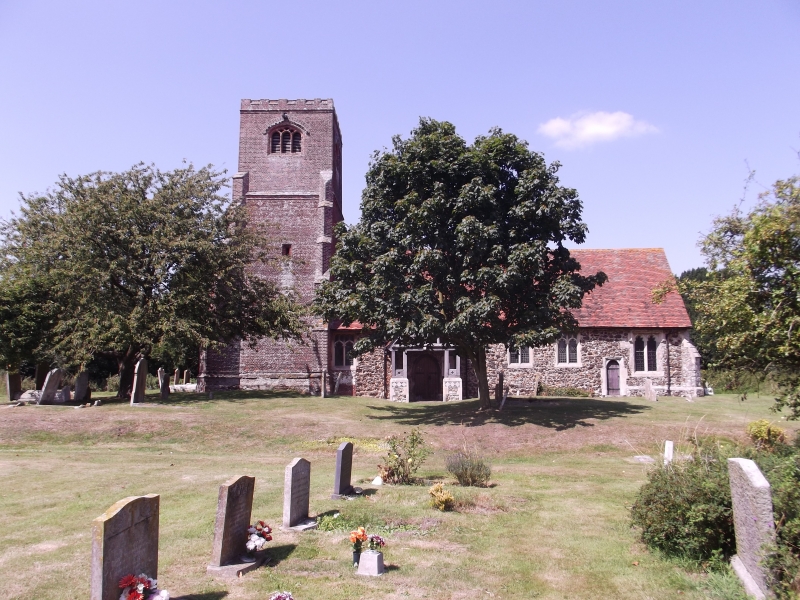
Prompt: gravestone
<box><xmin>357</xmin><ymin>550</ymin><xmax>385</xmax><ymax>577</ymax></box>
<box><xmin>207</xmin><ymin>475</ymin><xmax>265</xmax><ymax>577</ymax></box>
<box><xmin>157</xmin><ymin>368</ymin><xmax>170</xmax><ymax>401</ymax></box>
<box><xmin>38</xmin><ymin>368</ymin><xmax>62</xmax><ymax>405</ymax></box>
<box><xmin>283</xmin><ymin>457</ymin><xmax>316</xmax><ymax>530</ymax></box>
<box><xmin>321</xmin><ymin>371</ymin><xmax>327</xmax><ymax>398</ymax></box>
<box><xmin>173</xmin><ymin>369</ymin><xmax>180</xmax><ymax>385</ymax></box>
<box><xmin>91</xmin><ymin>494</ymin><xmax>159</xmax><ymax>600</ymax></box>
<box><xmin>5</xmin><ymin>371</ymin><xmax>22</xmax><ymax>401</ymax></box>
<box><xmin>443</xmin><ymin>377</ymin><xmax>462</xmax><ymax>402</ymax></box>
<box><xmin>728</xmin><ymin>458</ymin><xmax>775</xmax><ymax>600</ymax></box>
<box><xmin>389</xmin><ymin>376</ymin><xmax>409</xmax><ymax>403</ymax></box>
<box><xmin>57</xmin><ymin>386</ymin><xmax>70</xmax><ymax>403</ymax></box>
<box><xmin>74</xmin><ymin>371</ymin><xmax>90</xmax><ymax>402</ymax></box>
<box><xmin>34</xmin><ymin>362</ymin><xmax>49</xmax><ymax>390</ymax></box>
<box><xmin>130</xmin><ymin>359</ymin><xmax>148</xmax><ymax>405</ymax></box>
<box><xmin>332</xmin><ymin>442</ymin><xmax>355</xmax><ymax>499</ymax></box>
<box><xmin>643</xmin><ymin>379</ymin><xmax>657</xmax><ymax>402</ymax></box>
<box><xmin>183</xmin><ymin>370</ymin><xmax>189</xmax><ymax>384</ymax></box>
<box><xmin>664</xmin><ymin>440</ymin><xmax>674</xmax><ymax>465</ymax></box>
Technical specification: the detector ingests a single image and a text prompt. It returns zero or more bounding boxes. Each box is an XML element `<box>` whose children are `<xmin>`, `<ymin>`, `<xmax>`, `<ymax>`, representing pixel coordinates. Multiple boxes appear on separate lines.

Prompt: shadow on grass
<box><xmin>267</xmin><ymin>543</ymin><xmax>298</xmax><ymax>566</ymax></box>
<box><xmin>96</xmin><ymin>389</ymin><xmax>311</xmax><ymax>407</ymax></box>
<box><xmin>365</xmin><ymin>397</ymin><xmax>650</xmax><ymax>430</ymax></box>
<box><xmin>172</xmin><ymin>593</ymin><xmax>228</xmax><ymax>600</ymax></box>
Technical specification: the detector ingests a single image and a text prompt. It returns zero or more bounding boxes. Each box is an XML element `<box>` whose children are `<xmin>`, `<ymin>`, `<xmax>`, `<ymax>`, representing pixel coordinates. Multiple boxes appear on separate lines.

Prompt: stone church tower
<box><xmin>198</xmin><ymin>99</ymin><xmax>343</xmax><ymax>392</ymax></box>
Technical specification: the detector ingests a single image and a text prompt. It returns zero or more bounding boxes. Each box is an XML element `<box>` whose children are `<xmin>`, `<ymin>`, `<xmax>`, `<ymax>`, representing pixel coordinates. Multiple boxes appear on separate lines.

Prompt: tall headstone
<box><xmin>130</xmin><ymin>359</ymin><xmax>148</xmax><ymax>405</ymax></box>
<box><xmin>183</xmin><ymin>370</ymin><xmax>190</xmax><ymax>385</ymax></box>
<box><xmin>207</xmin><ymin>475</ymin><xmax>264</xmax><ymax>577</ymax></box>
<box><xmin>664</xmin><ymin>440</ymin><xmax>674</xmax><ymax>465</ymax></box>
<box><xmin>38</xmin><ymin>369</ymin><xmax>62</xmax><ymax>405</ymax></box>
<box><xmin>644</xmin><ymin>379</ymin><xmax>658</xmax><ymax>402</ymax></box>
<box><xmin>74</xmin><ymin>371</ymin><xmax>90</xmax><ymax>402</ymax></box>
<box><xmin>173</xmin><ymin>369</ymin><xmax>180</xmax><ymax>385</ymax></box>
<box><xmin>5</xmin><ymin>371</ymin><xmax>22</xmax><ymax>401</ymax></box>
<box><xmin>34</xmin><ymin>362</ymin><xmax>49</xmax><ymax>390</ymax></box>
<box><xmin>283</xmin><ymin>458</ymin><xmax>316</xmax><ymax>530</ymax></box>
<box><xmin>57</xmin><ymin>386</ymin><xmax>70</xmax><ymax>403</ymax></box>
<box><xmin>728</xmin><ymin>458</ymin><xmax>775</xmax><ymax>600</ymax></box>
<box><xmin>157</xmin><ymin>368</ymin><xmax>170</xmax><ymax>401</ymax></box>
<box><xmin>91</xmin><ymin>494</ymin><xmax>159</xmax><ymax>600</ymax></box>
<box><xmin>332</xmin><ymin>442</ymin><xmax>355</xmax><ymax>499</ymax></box>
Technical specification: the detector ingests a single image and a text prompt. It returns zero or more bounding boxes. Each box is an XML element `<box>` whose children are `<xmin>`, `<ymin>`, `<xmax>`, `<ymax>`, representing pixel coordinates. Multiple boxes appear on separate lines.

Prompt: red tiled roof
<box><xmin>328</xmin><ymin>319</ymin><xmax>363</xmax><ymax>331</ymax></box>
<box><xmin>569</xmin><ymin>248</ymin><xmax>691</xmax><ymax>328</ymax></box>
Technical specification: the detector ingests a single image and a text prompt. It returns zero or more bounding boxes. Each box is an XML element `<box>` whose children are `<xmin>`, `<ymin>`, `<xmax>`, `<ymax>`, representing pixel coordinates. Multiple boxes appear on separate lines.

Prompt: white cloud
<box><xmin>537</xmin><ymin>111</ymin><xmax>659</xmax><ymax>149</ymax></box>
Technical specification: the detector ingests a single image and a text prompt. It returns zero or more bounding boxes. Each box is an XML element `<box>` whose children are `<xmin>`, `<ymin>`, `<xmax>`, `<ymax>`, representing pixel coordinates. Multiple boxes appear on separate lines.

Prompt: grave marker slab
<box><xmin>283</xmin><ymin>457</ymin><xmax>316</xmax><ymax>530</ymax></box>
<box><xmin>5</xmin><ymin>371</ymin><xmax>22</xmax><ymax>401</ymax></box>
<box><xmin>57</xmin><ymin>386</ymin><xmax>70</xmax><ymax>403</ymax></box>
<box><xmin>38</xmin><ymin>368</ymin><xmax>61</xmax><ymax>405</ymax></box>
<box><xmin>332</xmin><ymin>442</ymin><xmax>355</xmax><ymax>499</ymax></box>
<box><xmin>728</xmin><ymin>458</ymin><xmax>775</xmax><ymax>600</ymax></box>
<box><xmin>207</xmin><ymin>475</ymin><xmax>265</xmax><ymax>577</ymax></box>
<box><xmin>130</xmin><ymin>359</ymin><xmax>148</xmax><ymax>405</ymax></box>
<box><xmin>644</xmin><ymin>379</ymin><xmax>657</xmax><ymax>402</ymax></box>
<box><xmin>664</xmin><ymin>440</ymin><xmax>674</xmax><ymax>465</ymax></box>
<box><xmin>91</xmin><ymin>494</ymin><xmax>159</xmax><ymax>600</ymax></box>
<box><xmin>157</xmin><ymin>368</ymin><xmax>170</xmax><ymax>401</ymax></box>
<box><xmin>173</xmin><ymin>369</ymin><xmax>180</xmax><ymax>385</ymax></box>
<box><xmin>183</xmin><ymin>370</ymin><xmax>189</xmax><ymax>384</ymax></box>
<box><xmin>389</xmin><ymin>377</ymin><xmax>409</xmax><ymax>403</ymax></box>
<box><xmin>74</xmin><ymin>371</ymin><xmax>90</xmax><ymax>402</ymax></box>
<box><xmin>443</xmin><ymin>377</ymin><xmax>462</xmax><ymax>402</ymax></box>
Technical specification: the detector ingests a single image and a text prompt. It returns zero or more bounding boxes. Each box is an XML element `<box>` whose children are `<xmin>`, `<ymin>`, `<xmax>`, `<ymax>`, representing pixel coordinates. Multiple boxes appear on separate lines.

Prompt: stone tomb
<box><xmin>38</xmin><ymin>368</ymin><xmax>62</xmax><ymax>405</ymax></box>
<box><xmin>74</xmin><ymin>371</ymin><xmax>90</xmax><ymax>402</ymax></box>
<box><xmin>130</xmin><ymin>359</ymin><xmax>148</xmax><ymax>405</ymax></box>
<box><xmin>283</xmin><ymin>458</ymin><xmax>316</xmax><ymax>530</ymax></box>
<box><xmin>728</xmin><ymin>458</ymin><xmax>775</xmax><ymax>600</ymax></box>
<box><xmin>207</xmin><ymin>475</ymin><xmax>266</xmax><ymax>577</ymax></box>
<box><xmin>91</xmin><ymin>494</ymin><xmax>159</xmax><ymax>600</ymax></box>
<box><xmin>332</xmin><ymin>442</ymin><xmax>355</xmax><ymax>499</ymax></box>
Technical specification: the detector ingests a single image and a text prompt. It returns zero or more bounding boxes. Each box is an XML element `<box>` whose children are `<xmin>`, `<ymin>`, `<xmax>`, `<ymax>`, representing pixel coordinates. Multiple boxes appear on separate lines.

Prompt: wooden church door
<box><xmin>606</xmin><ymin>360</ymin><xmax>620</xmax><ymax>396</ymax></box>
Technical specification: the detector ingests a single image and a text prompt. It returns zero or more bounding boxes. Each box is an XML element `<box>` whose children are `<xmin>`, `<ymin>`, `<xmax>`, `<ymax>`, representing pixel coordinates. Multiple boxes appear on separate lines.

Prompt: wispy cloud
<box><xmin>537</xmin><ymin>111</ymin><xmax>659</xmax><ymax>149</ymax></box>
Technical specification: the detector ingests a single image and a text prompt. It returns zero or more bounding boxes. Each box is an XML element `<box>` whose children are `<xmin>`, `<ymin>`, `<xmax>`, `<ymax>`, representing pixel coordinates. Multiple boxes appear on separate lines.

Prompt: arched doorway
<box><xmin>412</xmin><ymin>354</ymin><xmax>441</xmax><ymax>401</ymax></box>
<box><xmin>606</xmin><ymin>360</ymin><xmax>620</xmax><ymax>396</ymax></box>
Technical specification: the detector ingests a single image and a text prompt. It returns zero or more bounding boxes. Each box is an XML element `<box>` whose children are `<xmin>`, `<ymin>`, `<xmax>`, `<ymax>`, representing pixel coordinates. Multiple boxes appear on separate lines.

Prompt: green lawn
<box><xmin>0</xmin><ymin>391</ymin><xmax>793</xmax><ymax>599</ymax></box>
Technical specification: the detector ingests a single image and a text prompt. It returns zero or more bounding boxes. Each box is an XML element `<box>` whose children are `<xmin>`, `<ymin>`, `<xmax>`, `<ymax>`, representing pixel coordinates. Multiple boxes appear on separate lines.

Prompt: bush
<box><xmin>539</xmin><ymin>385</ymin><xmax>591</xmax><ymax>397</ymax></box>
<box><xmin>429</xmin><ymin>483</ymin><xmax>454</xmax><ymax>511</ymax></box>
<box><xmin>377</xmin><ymin>428</ymin><xmax>430</xmax><ymax>484</ymax></box>
<box><xmin>105</xmin><ymin>374</ymin><xmax>120</xmax><ymax>393</ymax></box>
<box><xmin>747</xmin><ymin>419</ymin><xmax>787</xmax><ymax>450</ymax></box>
<box><xmin>630</xmin><ymin>440</ymin><xmax>735</xmax><ymax>566</ymax></box>
<box><xmin>446</xmin><ymin>451</ymin><xmax>491</xmax><ymax>486</ymax></box>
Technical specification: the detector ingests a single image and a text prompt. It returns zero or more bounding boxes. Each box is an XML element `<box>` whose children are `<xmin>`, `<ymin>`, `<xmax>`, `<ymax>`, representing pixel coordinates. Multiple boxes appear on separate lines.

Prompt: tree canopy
<box><xmin>314</xmin><ymin>119</ymin><xmax>605</xmax><ymax>407</ymax></box>
<box><xmin>682</xmin><ymin>173</ymin><xmax>800</xmax><ymax>416</ymax></box>
<box><xmin>0</xmin><ymin>163</ymin><xmax>304</xmax><ymax>396</ymax></box>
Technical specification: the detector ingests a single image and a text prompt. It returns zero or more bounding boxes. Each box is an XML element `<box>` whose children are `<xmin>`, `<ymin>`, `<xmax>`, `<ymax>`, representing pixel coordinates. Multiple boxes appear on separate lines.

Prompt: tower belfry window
<box><xmin>271</xmin><ymin>127</ymin><xmax>302</xmax><ymax>154</ymax></box>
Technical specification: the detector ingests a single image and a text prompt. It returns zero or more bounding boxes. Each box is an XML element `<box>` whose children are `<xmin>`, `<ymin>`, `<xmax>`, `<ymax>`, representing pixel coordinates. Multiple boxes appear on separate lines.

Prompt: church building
<box><xmin>198</xmin><ymin>99</ymin><xmax>704</xmax><ymax>400</ymax></box>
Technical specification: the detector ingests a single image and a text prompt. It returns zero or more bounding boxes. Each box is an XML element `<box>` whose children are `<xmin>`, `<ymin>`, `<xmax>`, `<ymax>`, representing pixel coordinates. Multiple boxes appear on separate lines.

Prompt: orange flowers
<box><xmin>349</xmin><ymin>526</ymin><xmax>367</xmax><ymax>551</ymax></box>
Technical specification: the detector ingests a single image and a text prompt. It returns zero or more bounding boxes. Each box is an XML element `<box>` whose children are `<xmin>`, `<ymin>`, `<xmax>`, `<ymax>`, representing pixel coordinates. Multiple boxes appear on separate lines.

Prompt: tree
<box><xmin>0</xmin><ymin>163</ymin><xmax>305</xmax><ymax>396</ymax></box>
<box><xmin>314</xmin><ymin>119</ymin><xmax>606</xmax><ymax>408</ymax></box>
<box><xmin>683</xmin><ymin>174</ymin><xmax>800</xmax><ymax>415</ymax></box>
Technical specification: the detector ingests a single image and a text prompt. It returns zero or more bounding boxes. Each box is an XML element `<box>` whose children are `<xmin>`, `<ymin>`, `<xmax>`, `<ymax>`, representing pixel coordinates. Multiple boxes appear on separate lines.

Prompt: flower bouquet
<box><xmin>367</xmin><ymin>534</ymin><xmax>386</xmax><ymax>552</ymax></box>
<box><xmin>119</xmin><ymin>574</ymin><xmax>169</xmax><ymax>600</ymax></box>
<box><xmin>244</xmin><ymin>520</ymin><xmax>272</xmax><ymax>561</ymax></box>
<box><xmin>349</xmin><ymin>526</ymin><xmax>367</xmax><ymax>566</ymax></box>
<box><xmin>269</xmin><ymin>592</ymin><xmax>294</xmax><ymax>600</ymax></box>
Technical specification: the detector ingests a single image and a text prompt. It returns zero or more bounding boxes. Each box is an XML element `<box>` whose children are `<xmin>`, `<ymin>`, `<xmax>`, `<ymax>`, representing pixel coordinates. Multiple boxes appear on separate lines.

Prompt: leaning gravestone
<box><xmin>283</xmin><ymin>458</ymin><xmax>316</xmax><ymax>530</ymax></box>
<box><xmin>74</xmin><ymin>371</ymin><xmax>90</xmax><ymax>402</ymax></box>
<box><xmin>38</xmin><ymin>368</ymin><xmax>62</xmax><ymax>405</ymax></box>
<box><xmin>5</xmin><ymin>371</ymin><xmax>22</xmax><ymax>401</ymax></box>
<box><xmin>728</xmin><ymin>458</ymin><xmax>775</xmax><ymax>600</ymax></box>
<box><xmin>130</xmin><ymin>359</ymin><xmax>148</xmax><ymax>405</ymax></box>
<box><xmin>332</xmin><ymin>442</ymin><xmax>355</xmax><ymax>499</ymax></box>
<box><xmin>207</xmin><ymin>475</ymin><xmax>265</xmax><ymax>577</ymax></box>
<box><xmin>91</xmin><ymin>494</ymin><xmax>159</xmax><ymax>600</ymax></box>
<box><xmin>157</xmin><ymin>368</ymin><xmax>170</xmax><ymax>401</ymax></box>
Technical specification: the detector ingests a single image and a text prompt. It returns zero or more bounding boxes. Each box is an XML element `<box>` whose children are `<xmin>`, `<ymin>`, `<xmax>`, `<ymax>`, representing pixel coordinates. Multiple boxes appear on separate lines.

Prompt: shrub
<box><xmin>105</xmin><ymin>374</ymin><xmax>120</xmax><ymax>392</ymax></box>
<box><xmin>429</xmin><ymin>483</ymin><xmax>454</xmax><ymax>511</ymax></box>
<box><xmin>747</xmin><ymin>419</ymin><xmax>787</xmax><ymax>450</ymax></box>
<box><xmin>20</xmin><ymin>377</ymin><xmax>36</xmax><ymax>391</ymax></box>
<box><xmin>446</xmin><ymin>451</ymin><xmax>491</xmax><ymax>486</ymax></box>
<box><xmin>539</xmin><ymin>385</ymin><xmax>591</xmax><ymax>397</ymax></box>
<box><xmin>377</xmin><ymin>428</ymin><xmax>430</xmax><ymax>484</ymax></box>
<box><xmin>630</xmin><ymin>440</ymin><xmax>735</xmax><ymax>566</ymax></box>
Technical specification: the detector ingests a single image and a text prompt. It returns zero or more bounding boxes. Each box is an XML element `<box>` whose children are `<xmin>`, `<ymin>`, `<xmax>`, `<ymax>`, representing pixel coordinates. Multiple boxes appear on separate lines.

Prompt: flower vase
<box><xmin>352</xmin><ymin>550</ymin><xmax>360</xmax><ymax>567</ymax></box>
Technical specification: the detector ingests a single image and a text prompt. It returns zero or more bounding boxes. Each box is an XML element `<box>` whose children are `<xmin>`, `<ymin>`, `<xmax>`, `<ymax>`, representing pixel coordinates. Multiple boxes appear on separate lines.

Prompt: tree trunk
<box><xmin>117</xmin><ymin>346</ymin><xmax>138</xmax><ymax>399</ymax></box>
<box><xmin>470</xmin><ymin>346</ymin><xmax>492</xmax><ymax>409</ymax></box>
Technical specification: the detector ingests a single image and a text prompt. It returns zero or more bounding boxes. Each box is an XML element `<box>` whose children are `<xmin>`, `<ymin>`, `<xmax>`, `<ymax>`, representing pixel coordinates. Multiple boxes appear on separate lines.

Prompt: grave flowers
<box><xmin>246</xmin><ymin>520</ymin><xmax>273</xmax><ymax>553</ymax></box>
<box><xmin>118</xmin><ymin>573</ymin><xmax>169</xmax><ymax>600</ymax></box>
<box><xmin>357</xmin><ymin>533</ymin><xmax>386</xmax><ymax>577</ymax></box>
<box><xmin>367</xmin><ymin>534</ymin><xmax>386</xmax><ymax>552</ymax></box>
<box><xmin>269</xmin><ymin>593</ymin><xmax>294</xmax><ymax>600</ymax></box>
<box><xmin>349</xmin><ymin>526</ymin><xmax>367</xmax><ymax>566</ymax></box>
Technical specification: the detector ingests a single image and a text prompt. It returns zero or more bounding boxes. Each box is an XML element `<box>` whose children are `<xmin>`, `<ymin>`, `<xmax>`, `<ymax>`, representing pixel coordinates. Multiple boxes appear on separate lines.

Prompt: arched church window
<box><xmin>334</xmin><ymin>335</ymin><xmax>355</xmax><ymax>367</ymax></box>
<box><xmin>270</xmin><ymin>128</ymin><xmax>302</xmax><ymax>154</ymax></box>
<box><xmin>271</xmin><ymin>131</ymin><xmax>280</xmax><ymax>153</ymax></box>
<box><xmin>292</xmin><ymin>131</ymin><xmax>302</xmax><ymax>153</ymax></box>
<box><xmin>281</xmin><ymin>131</ymin><xmax>291</xmax><ymax>153</ymax></box>
<box><xmin>647</xmin><ymin>336</ymin><xmax>657</xmax><ymax>371</ymax></box>
<box><xmin>568</xmin><ymin>338</ymin><xmax>578</xmax><ymax>363</ymax></box>
<box><xmin>557</xmin><ymin>339</ymin><xmax>567</xmax><ymax>363</ymax></box>
<box><xmin>634</xmin><ymin>336</ymin><xmax>645</xmax><ymax>371</ymax></box>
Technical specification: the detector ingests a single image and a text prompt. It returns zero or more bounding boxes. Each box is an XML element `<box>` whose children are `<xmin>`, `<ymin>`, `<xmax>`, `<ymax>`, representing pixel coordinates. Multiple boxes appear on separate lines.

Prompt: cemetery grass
<box><xmin>0</xmin><ymin>392</ymin><xmax>792</xmax><ymax>599</ymax></box>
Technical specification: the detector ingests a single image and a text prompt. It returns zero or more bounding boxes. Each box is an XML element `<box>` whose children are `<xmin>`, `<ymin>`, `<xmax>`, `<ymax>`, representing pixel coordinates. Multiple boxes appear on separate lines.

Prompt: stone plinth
<box><xmin>38</xmin><ymin>369</ymin><xmax>61</xmax><ymax>405</ymax></box>
<box><xmin>91</xmin><ymin>494</ymin><xmax>159</xmax><ymax>600</ymax></box>
<box><xmin>443</xmin><ymin>377</ymin><xmax>462</xmax><ymax>402</ymax></box>
<box><xmin>728</xmin><ymin>458</ymin><xmax>775</xmax><ymax>599</ymax></box>
<box><xmin>389</xmin><ymin>377</ymin><xmax>409</xmax><ymax>403</ymax></box>
<box><xmin>283</xmin><ymin>458</ymin><xmax>316</xmax><ymax>530</ymax></box>
<box><xmin>332</xmin><ymin>441</ymin><xmax>354</xmax><ymax>499</ymax></box>
<box><xmin>131</xmin><ymin>359</ymin><xmax>148</xmax><ymax>405</ymax></box>
<box><xmin>357</xmin><ymin>550</ymin><xmax>385</xmax><ymax>576</ymax></box>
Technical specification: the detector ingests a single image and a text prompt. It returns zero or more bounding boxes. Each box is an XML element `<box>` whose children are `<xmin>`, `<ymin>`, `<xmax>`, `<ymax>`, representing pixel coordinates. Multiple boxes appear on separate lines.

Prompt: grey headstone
<box><xmin>332</xmin><ymin>442</ymin><xmax>354</xmax><ymax>499</ymax></box>
<box><xmin>209</xmin><ymin>475</ymin><xmax>256</xmax><ymax>569</ymax></box>
<box><xmin>91</xmin><ymin>494</ymin><xmax>159</xmax><ymax>600</ymax></box>
<box><xmin>74</xmin><ymin>371</ymin><xmax>90</xmax><ymax>402</ymax></box>
<box><xmin>173</xmin><ymin>369</ymin><xmax>180</xmax><ymax>385</ymax></box>
<box><xmin>5</xmin><ymin>372</ymin><xmax>22</xmax><ymax>401</ymax></box>
<box><xmin>283</xmin><ymin>457</ymin><xmax>315</xmax><ymax>529</ymax></box>
<box><xmin>357</xmin><ymin>550</ymin><xmax>385</xmax><ymax>576</ymax></box>
<box><xmin>644</xmin><ymin>379</ymin><xmax>657</xmax><ymax>402</ymax></box>
<box><xmin>390</xmin><ymin>377</ymin><xmax>409</xmax><ymax>403</ymax></box>
<box><xmin>664</xmin><ymin>440</ymin><xmax>674</xmax><ymax>465</ymax></box>
<box><xmin>130</xmin><ymin>359</ymin><xmax>148</xmax><ymax>405</ymax></box>
<box><xmin>38</xmin><ymin>369</ymin><xmax>62</xmax><ymax>405</ymax></box>
<box><xmin>34</xmin><ymin>363</ymin><xmax>49</xmax><ymax>390</ymax></box>
<box><xmin>183</xmin><ymin>370</ymin><xmax>189</xmax><ymax>385</ymax></box>
<box><xmin>728</xmin><ymin>458</ymin><xmax>775</xmax><ymax>599</ymax></box>
<box><xmin>157</xmin><ymin>368</ymin><xmax>169</xmax><ymax>401</ymax></box>
<box><xmin>57</xmin><ymin>386</ymin><xmax>70</xmax><ymax>403</ymax></box>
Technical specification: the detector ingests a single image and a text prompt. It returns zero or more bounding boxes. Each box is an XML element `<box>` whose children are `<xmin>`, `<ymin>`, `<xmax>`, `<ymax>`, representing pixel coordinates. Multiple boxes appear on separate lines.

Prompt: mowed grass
<box><xmin>0</xmin><ymin>390</ymin><xmax>794</xmax><ymax>599</ymax></box>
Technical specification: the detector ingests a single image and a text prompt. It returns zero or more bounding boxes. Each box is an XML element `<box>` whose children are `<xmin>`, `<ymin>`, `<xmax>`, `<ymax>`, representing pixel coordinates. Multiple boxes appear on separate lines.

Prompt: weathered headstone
<box><xmin>5</xmin><ymin>371</ymin><xmax>22</xmax><ymax>401</ymax></box>
<box><xmin>332</xmin><ymin>442</ymin><xmax>355</xmax><ymax>499</ymax></box>
<box><xmin>74</xmin><ymin>371</ymin><xmax>90</xmax><ymax>402</ymax></box>
<box><xmin>183</xmin><ymin>370</ymin><xmax>189</xmax><ymax>385</ymax></box>
<box><xmin>207</xmin><ymin>475</ymin><xmax>264</xmax><ymax>577</ymax></box>
<box><xmin>173</xmin><ymin>369</ymin><xmax>180</xmax><ymax>385</ymax></box>
<box><xmin>57</xmin><ymin>386</ymin><xmax>70</xmax><ymax>403</ymax></box>
<box><xmin>357</xmin><ymin>550</ymin><xmax>385</xmax><ymax>577</ymax></box>
<box><xmin>443</xmin><ymin>377</ymin><xmax>462</xmax><ymax>402</ymax></box>
<box><xmin>157</xmin><ymin>368</ymin><xmax>170</xmax><ymax>401</ymax></box>
<box><xmin>34</xmin><ymin>362</ymin><xmax>49</xmax><ymax>390</ymax></box>
<box><xmin>389</xmin><ymin>376</ymin><xmax>409</xmax><ymax>403</ymax></box>
<box><xmin>91</xmin><ymin>494</ymin><xmax>159</xmax><ymax>600</ymax></box>
<box><xmin>664</xmin><ymin>440</ymin><xmax>674</xmax><ymax>465</ymax></box>
<box><xmin>130</xmin><ymin>359</ymin><xmax>148</xmax><ymax>405</ymax></box>
<box><xmin>644</xmin><ymin>379</ymin><xmax>658</xmax><ymax>402</ymax></box>
<box><xmin>283</xmin><ymin>457</ymin><xmax>316</xmax><ymax>530</ymax></box>
<box><xmin>38</xmin><ymin>368</ymin><xmax>62</xmax><ymax>405</ymax></box>
<box><xmin>728</xmin><ymin>458</ymin><xmax>775</xmax><ymax>600</ymax></box>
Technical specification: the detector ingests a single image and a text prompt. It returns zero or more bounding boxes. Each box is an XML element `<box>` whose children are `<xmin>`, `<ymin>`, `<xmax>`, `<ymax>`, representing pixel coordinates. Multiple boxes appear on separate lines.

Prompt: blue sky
<box><xmin>1</xmin><ymin>0</ymin><xmax>798</xmax><ymax>274</ymax></box>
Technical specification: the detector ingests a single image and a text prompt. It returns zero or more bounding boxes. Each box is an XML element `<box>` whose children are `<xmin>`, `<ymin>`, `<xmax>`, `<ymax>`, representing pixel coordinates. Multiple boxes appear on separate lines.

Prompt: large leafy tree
<box><xmin>0</xmin><ymin>163</ymin><xmax>304</xmax><ymax>396</ymax></box>
<box><xmin>683</xmin><ymin>174</ymin><xmax>800</xmax><ymax>415</ymax></box>
<box><xmin>315</xmin><ymin>119</ymin><xmax>606</xmax><ymax>407</ymax></box>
